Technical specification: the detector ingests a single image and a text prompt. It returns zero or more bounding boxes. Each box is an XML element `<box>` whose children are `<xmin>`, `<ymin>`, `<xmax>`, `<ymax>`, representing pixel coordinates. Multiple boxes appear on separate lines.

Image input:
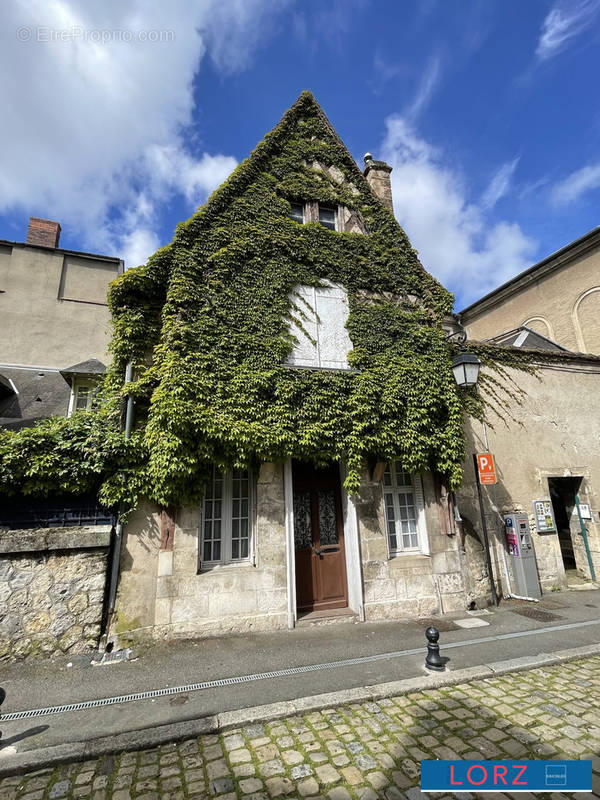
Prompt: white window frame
<box><xmin>381</xmin><ymin>462</ymin><xmax>429</xmax><ymax>557</ymax></box>
<box><xmin>198</xmin><ymin>467</ymin><xmax>255</xmax><ymax>570</ymax></box>
<box><xmin>318</xmin><ymin>204</ymin><xmax>338</xmax><ymax>231</ymax></box>
<box><xmin>67</xmin><ymin>380</ymin><xmax>93</xmax><ymax>416</ymax></box>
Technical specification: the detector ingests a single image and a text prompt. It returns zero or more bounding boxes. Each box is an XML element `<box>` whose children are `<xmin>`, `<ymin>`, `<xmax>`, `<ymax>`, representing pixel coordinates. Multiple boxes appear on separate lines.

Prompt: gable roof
<box><xmin>460</xmin><ymin>225</ymin><xmax>600</xmax><ymax>320</ymax></box>
<box><xmin>190</xmin><ymin>91</ymin><xmax>397</xmax><ymax>226</ymax></box>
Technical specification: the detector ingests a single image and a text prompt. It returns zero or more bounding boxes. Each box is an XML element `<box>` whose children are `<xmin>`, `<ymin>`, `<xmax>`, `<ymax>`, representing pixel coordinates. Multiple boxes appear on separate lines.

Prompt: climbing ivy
<box><xmin>0</xmin><ymin>92</ymin><xmax>538</xmax><ymax>514</ymax></box>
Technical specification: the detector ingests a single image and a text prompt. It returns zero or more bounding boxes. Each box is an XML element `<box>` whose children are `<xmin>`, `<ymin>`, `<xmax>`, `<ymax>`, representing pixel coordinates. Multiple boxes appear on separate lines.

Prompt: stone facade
<box><xmin>0</xmin><ymin>526</ymin><xmax>111</xmax><ymax>660</ymax></box>
<box><xmin>114</xmin><ymin>463</ymin><xmax>473</xmax><ymax>643</ymax></box>
<box><xmin>355</xmin><ymin>471</ymin><xmax>468</xmax><ymax>619</ymax></box>
<box><xmin>116</xmin><ymin>464</ymin><xmax>289</xmax><ymax>641</ymax></box>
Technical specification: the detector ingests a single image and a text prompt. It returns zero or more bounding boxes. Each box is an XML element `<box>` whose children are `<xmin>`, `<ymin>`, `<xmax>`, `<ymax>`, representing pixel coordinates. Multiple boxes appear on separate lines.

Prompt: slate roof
<box><xmin>0</xmin><ymin>367</ymin><xmax>70</xmax><ymax>430</ymax></box>
<box><xmin>486</xmin><ymin>326</ymin><xmax>570</xmax><ymax>352</ymax></box>
<box><xmin>59</xmin><ymin>358</ymin><xmax>106</xmax><ymax>386</ymax></box>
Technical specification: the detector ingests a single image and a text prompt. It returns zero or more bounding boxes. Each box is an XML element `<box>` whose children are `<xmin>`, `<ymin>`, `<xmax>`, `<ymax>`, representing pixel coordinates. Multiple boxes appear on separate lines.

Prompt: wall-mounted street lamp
<box><xmin>446</xmin><ymin>329</ymin><xmax>481</xmax><ymax>389</ymax></box>
<box><xmin>445</xmin><ymin>326</ymin><xmax>498</xmax><ymax>606</ymax></box>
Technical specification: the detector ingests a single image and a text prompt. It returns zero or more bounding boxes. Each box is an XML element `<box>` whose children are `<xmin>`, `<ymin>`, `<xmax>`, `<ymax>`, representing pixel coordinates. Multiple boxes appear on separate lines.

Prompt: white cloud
<box><xmin>0</xmin><ymin>0</ymin><xmax>287</xmax><ymax>267</ymax></box>
<box><xmin>536</xmin><ymin>0</ymin><xmax>600</xmax><ymax>60</ymax></box>
<box><xmin>551</xmin><ymin>162</ymin><xmax>600</xmax><ymax>205</ymax></box>
<box><xmin>382</xmin><ymin>117</ymin><xmax>537</xmax><ymax>307</ymax></box>
<box><xmin>405</xmin><ymin>54</ymin><xmax>441</xmax><ymax>123</ymax></box>
<box><xmin>120</xmin><ymin>228</ymin><xmax>161</xmax><ymax>270</ymax></box>
<box><xmin>481</xmin><ymin>157</ymin><xmax>520</xmax><ymax>210</ymax></box>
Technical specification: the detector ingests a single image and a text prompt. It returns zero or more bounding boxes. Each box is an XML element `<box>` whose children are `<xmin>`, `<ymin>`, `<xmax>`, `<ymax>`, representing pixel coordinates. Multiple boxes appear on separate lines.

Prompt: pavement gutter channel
<box><xmin>1</xmin><ymin>641</ymin><xmax>600</xmax><ymax>778</ymax></box>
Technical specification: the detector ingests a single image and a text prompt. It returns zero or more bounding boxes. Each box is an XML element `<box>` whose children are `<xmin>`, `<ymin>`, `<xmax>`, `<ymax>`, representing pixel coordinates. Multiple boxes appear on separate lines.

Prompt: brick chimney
<box><xmin>363</xmin><ymin>154</ymin><xmax>393</xmax><ymax>212</ymax></box>
<box><xmin>26</xmin><ymin>217</ymin><xmax>61</xmax><ymax>248</ymax></box>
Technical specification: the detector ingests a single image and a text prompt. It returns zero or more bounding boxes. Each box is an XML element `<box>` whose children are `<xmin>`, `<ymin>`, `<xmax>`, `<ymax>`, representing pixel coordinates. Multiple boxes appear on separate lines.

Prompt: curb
<box><xmin>1</xmin><ymin>642</ymin><xmax>600</xmax><ymax>777</ymax></box>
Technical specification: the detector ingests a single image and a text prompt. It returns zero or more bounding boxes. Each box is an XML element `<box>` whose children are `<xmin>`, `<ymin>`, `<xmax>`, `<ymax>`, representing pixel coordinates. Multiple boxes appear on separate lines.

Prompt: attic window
<box><xmin>287</xmin><ymin>281</ymin><xmax>352</xmax><ymax>370</ymax></box>
<box><xmin>318</xmin><ymin>205</ymin><xmax>337</xmax><ymax>231</ymax></box>
<box><xmin>290</xmin><ymin>202</ymin><xmax>304</xmax><ymax>224</ymax></box>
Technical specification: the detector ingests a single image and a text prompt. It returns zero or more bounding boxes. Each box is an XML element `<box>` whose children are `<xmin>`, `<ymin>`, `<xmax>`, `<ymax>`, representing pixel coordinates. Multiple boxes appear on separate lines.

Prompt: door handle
<box><xmin>313</xmin><ymin>547</ymin><xmax>322</xmax><ymax>557</ymax></box>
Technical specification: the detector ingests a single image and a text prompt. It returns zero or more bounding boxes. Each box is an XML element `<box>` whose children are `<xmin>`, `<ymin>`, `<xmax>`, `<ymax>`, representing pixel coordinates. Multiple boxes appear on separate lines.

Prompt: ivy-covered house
<box><xmin>108</xmin><ymin>92</ymin><xmax>477</xmax><ymax>639</ymax></box>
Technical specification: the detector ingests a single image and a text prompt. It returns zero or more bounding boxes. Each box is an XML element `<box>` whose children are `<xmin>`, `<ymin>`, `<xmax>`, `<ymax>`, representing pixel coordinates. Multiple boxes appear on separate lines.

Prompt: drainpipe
<box><xmin>575</xmin><ymin>493</ymin><xmax>596</xmax><ymax>582</ymax></box>
<box><xmin>105</xmin><ymin>362</ymin><xmax>134</xmax><ymax>638</ymax></box>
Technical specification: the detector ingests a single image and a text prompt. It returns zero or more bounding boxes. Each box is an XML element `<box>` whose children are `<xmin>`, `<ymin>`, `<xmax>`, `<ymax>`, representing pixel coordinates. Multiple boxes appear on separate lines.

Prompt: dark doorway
<box><xmin>292</xmin><ymin>460</ymin><xmax>348</xmax><ymax>613</ymax></box>
<box><xmin>548</xmin><ymin>476</ymin><xmax>582</xmax><ymax>571</ymax></box>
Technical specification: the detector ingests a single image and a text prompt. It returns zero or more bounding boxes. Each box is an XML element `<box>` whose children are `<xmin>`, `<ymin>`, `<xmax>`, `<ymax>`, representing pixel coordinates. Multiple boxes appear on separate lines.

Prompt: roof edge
<box><xmin>459</xmin><ymin>225</ymin><xmax>600</xmax><ymax>320</ymax></box>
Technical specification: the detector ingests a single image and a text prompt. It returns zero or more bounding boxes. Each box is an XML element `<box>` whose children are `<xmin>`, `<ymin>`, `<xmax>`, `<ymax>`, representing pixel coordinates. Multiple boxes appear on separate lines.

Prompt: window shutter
<box><xmin>287</xmin><ymin>281</ymin><xmax>352</xmax><ymax>369</ymax></box>
<box><xmin>314</xmin><ymin>284</ymin><xmax>352</xmax><ymax>369</ymax></box>
<box><xmin>288</xmin><ymin>286</ymin><xmax>319</xmax><ymax>368</ymax></box>
<box><xmin>412</xmin><ymin>475</ymin><xmax>429</xmax><ymax>555</ymax></box>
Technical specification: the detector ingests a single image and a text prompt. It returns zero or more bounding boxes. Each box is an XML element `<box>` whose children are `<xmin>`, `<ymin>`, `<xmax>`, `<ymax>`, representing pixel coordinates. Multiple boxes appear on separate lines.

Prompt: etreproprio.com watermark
<box><xmin>16</xmin><ymin>26</ymin><xmax>175</xmax><ymax>43</ymax></box>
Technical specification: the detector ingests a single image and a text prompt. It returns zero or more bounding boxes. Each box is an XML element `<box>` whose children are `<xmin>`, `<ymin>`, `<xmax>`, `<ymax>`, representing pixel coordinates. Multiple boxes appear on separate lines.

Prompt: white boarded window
<box><xmin>381</xmin><ymin>462</ymin><xmax>428</xmax><ymax>556</ymax></box>
<box><xmin>287</xmin><ymin>281</ymin><xmax>352</xmax><ymax>370</ymax></box>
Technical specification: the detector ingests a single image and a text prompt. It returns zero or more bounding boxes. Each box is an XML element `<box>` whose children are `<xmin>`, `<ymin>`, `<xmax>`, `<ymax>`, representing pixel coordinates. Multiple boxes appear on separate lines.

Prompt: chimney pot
<box><xmin>363</xmin><ymin>156</ymin><xmax>393</xmax><ymax>212</ymax></box>
<box><xmin>26</xmin><ymin>217</ymin><xmax>61</xmax><ymax>249</ymax></box>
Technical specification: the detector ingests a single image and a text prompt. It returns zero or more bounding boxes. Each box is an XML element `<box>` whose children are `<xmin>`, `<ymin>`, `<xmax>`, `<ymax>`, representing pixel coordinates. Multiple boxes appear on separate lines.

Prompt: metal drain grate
<box><xmin>4</xmin><ymin>617</ymin><xmax>599</xmax><ymax>723</ymax></box>
<box><xmin>510</xmin><ymin>606</ymin><xmax>564</xmax><ymax>623</ymax></box>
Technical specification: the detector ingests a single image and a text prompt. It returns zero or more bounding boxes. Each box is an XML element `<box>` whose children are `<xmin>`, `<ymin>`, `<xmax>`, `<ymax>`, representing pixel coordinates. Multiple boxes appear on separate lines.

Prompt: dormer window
<box><xmin>290</xmin><ymin>202</ymin><xmax>305</xmax><ymax>224</ymax></box>
<box><xmin>318</xmin><ymin>205</ymin><xmax>337</xmax><ymax>231</ymax></box>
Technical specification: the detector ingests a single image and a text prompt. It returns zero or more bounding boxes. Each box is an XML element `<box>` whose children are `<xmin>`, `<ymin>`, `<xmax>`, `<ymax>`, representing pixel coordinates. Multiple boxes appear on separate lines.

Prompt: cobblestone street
<box><xmin>1</xmin><ymin>655</ymin><xmax>599</xmax><ymax>800</ymax></box>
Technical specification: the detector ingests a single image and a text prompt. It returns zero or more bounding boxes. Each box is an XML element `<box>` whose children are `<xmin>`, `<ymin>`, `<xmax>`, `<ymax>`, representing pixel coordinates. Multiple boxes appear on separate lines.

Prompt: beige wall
<box><xmin>0</xmin><ymin>243</ymin><xmax>120</xmax><ymax>367</ymax></box>
<box><xmin>463</xmin><ymin>239</ymin><xmax>600</xmax><ymax>354</ymax></box>
<box><xmin>456</xmin><ymin>362</ymin><xmax>600</xmax><ymax>594</ymax></box>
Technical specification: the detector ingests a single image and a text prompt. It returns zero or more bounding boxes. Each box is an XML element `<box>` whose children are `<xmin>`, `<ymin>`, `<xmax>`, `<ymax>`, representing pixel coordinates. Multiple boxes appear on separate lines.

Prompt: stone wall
<box><xmin>0</xmin><ymin>526</ymin><xmax>111</xmax><ymax>661</ymax></box>
<box><xmin>355</xmin><ymin>470</ymin><xmax>469</xmax><ymax>620</ymax></box>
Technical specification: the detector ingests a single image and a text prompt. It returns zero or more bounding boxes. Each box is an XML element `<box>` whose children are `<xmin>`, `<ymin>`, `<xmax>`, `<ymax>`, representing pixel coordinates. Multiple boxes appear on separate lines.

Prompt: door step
<box><xmin>296</xmin><ymin>608</ymin><xmax>359</xmax><ymax>627</ymax></box>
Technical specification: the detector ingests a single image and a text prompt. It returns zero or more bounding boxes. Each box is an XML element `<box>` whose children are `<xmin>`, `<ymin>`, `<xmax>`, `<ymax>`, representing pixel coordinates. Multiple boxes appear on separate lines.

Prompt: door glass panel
<box><xmin>318</xmin><ymin>489</ymin><xmax>338</xmax><ymax>545</ymax></box>
<box><xmin>294</xmin><ymin>490</ymin><xmax>312</xmax><ymax>549</ymax></box>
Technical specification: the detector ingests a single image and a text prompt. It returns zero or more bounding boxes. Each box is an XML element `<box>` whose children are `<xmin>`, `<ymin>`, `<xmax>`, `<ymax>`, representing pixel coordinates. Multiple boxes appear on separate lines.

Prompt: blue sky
<box><xmin>2</xmin><ymin>0</ymin><xmax>600</xmax><ymax>308</ymax></box>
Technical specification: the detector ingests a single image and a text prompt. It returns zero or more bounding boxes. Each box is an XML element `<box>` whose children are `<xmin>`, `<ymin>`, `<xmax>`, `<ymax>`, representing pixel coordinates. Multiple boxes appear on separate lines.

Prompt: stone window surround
<box><xmin>381</xmin><ymin>464</ymin><xmax>429</xmax><ymax>559</ymax></box>
<box><xmin>198</xmin><ymin>467</ymin><xmax>256</xmax><ymax>571</ymax></box>
<box><xmin>289</xmin><ymin>200</ymin><xmax>340</xmax><ymax>231</ymax></box>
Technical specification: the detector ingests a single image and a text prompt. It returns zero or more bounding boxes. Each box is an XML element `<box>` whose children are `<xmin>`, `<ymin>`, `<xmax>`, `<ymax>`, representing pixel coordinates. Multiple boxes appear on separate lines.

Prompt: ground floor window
<box><xmin>381</xmin><ymin>462</ymin><xmax>428</xmax><ymax>555</ymax></box>
<box><xmin>200</xmin><ymin>466</ymin><xmax>253</xmax><ymax>568</ymax></box>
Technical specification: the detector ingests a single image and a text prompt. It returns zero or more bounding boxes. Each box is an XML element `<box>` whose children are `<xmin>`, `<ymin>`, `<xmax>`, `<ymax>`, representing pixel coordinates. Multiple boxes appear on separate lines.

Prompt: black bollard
<box><xmin>425</xmin><ymin>626</ymin><xmax>445</xmax><ymax>671</ymax></box>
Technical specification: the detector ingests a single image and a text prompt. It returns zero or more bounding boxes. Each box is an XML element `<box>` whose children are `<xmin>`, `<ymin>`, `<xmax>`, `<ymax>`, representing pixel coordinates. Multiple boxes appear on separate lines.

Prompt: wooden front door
<box><xmin>293</xmin><ymin>460</ymin><xmax>348</xmax><ymax>613</ymax></box>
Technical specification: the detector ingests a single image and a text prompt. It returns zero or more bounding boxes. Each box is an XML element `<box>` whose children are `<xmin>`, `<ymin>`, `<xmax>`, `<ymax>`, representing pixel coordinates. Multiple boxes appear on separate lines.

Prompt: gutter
<box><xmin>104</xmin><ymin>362</ymin><xmax>134</xmax><ymax>640</ymax></box>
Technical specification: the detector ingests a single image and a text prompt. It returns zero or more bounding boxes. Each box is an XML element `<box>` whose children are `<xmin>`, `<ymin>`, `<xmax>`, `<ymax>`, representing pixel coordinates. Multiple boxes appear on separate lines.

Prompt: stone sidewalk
<box><xmin>1</xmin><ymin>655</ymin><xmax>599</xmax><ymax>799</ymax></box>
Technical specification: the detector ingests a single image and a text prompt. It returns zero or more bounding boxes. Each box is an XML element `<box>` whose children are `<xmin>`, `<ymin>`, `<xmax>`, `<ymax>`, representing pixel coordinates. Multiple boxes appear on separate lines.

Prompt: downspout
<box><xmin>104</xmin><ymin>362</ymin><xmax>134</xmax><ymax>639</ymax></box>
<box><xmin>575</xmin><ymin>492</ymin><xmax>596</xmax><ymax>582</ymax></box>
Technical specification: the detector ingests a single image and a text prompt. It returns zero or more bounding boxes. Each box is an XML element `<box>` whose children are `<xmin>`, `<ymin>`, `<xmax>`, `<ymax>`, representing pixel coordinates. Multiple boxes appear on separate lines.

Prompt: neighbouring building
<box><xmin>0</xmin><ymin>219</ymin><xmax>122</xmax><ymax>660</ymax></box>
<box><xmin>460</xmin><ymin>225</ymin><xmax>600</xmax><ymax>354</ymax></box>
<box><xmin>455</xmin><ymin>231</ymin><xmax>600</xmax><ymax>600</ymax></box>
<box><xmin>112</xmin><ymin>93</ymin><xmax>476</xmax><ymax>642</ymax></box>
<box><xmin>0</xmin><ymin>217</ymin><xmax>123</xmax><ymax>430</ymax></box>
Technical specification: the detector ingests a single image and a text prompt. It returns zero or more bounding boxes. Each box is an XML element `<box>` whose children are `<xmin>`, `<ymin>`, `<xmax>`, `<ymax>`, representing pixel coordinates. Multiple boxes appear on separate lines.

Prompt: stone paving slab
<box><xmin>1</xmin><ymin>655</ymin><xmax>599</xmax><ymax>799</ymax></box>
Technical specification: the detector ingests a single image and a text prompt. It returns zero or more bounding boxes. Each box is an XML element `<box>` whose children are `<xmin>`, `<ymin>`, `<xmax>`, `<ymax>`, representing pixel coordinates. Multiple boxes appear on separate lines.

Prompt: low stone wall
<box><xmin>0</xmin><ymin>526</ymin><xmax>111</xmax><ymax>661</ymax></box>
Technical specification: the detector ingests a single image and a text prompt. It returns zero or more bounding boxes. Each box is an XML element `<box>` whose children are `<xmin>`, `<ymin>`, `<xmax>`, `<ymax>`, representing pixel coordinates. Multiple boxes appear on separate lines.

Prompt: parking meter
<box><xmin>504</xmin><ymin>513</ymin><xmax>542</xmax><ymax>599</ymax></box>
